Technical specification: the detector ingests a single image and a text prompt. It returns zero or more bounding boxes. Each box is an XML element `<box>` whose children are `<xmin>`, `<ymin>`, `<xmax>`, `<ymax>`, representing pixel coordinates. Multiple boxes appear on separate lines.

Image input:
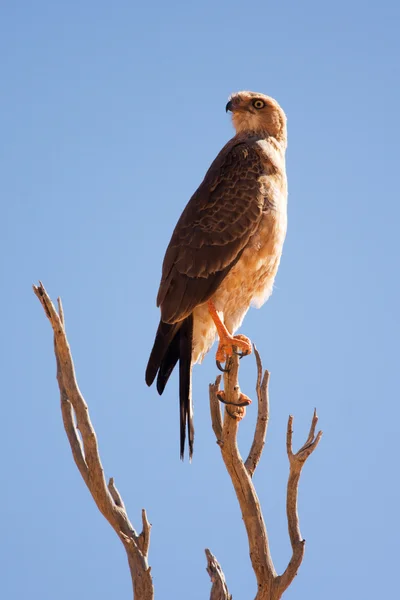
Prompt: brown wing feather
<box><xmin>157</xmin><ymin>142</ymin><xmax>265</xmax><ymax>324</ymax></box>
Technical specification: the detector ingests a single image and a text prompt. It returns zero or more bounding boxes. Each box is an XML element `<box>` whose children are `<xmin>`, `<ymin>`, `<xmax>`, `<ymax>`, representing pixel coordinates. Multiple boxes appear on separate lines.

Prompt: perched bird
<box><xmin>146</xmin><ymin>91</ymin><xmax>288</xmax><ymax>459</ymax></box>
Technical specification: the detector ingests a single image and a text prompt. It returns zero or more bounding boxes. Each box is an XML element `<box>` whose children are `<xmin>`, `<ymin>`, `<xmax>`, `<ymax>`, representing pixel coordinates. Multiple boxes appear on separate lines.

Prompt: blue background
<box><xmin>2</xmin><ymin>1</ymin><xmax>399</xmax><ymax>598</ymax></box>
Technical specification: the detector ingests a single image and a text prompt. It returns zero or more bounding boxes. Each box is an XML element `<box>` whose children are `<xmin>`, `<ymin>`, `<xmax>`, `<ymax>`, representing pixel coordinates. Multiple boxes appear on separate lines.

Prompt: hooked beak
<box><xmin>225</xmin><ymin>100</ymin><xmax>233</xmax><ymax>113</ymax></box>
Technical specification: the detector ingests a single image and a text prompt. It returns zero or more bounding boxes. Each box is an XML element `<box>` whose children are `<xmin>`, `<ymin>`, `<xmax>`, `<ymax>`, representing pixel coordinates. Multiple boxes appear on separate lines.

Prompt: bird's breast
<box><xmin>191</xmin><ymin>205</ymin><xmax>287</xmax><ymax>365</ymax></box>
<box><xmin>217</xmin><ymin>204</ymin><xmax>287</xmax><ymax>319</ymax></box>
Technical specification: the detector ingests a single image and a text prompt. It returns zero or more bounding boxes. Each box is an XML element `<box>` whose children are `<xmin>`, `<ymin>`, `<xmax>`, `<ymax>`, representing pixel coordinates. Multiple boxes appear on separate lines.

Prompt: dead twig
<box><xmin>205</xmin><ymin>548</ymin><xmax>232</xmax><ymax>600</ymax></box>
<box><xmin>209</xmin><ymin>375</ymin><xmax>223</xmax><ymax>443</ymax></box>
<box><xmin>245</xmin><ymin>345</ymin><xmax>270</xmax><ymax>477</ymax></box>
<box><xmin>275</xmin><ymin>411</ymin><xmax>322</xmax><ymax>595</ymax></box>
<box><xmin>33</xmin><ymin>281</ymin><xmax>153</xmax><ymax>600</ymax></box>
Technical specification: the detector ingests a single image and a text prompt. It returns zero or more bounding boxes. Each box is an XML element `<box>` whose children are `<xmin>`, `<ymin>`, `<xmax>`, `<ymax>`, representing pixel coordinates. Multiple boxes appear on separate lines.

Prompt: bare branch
<box><xmin>205</xmin><ymin>549</ymin><xmax>232</xmax><ymax>600</ymax></box>
<box><xmin>275</xmin><ymin>411</ymin><xmax>322</xmax><ymax>596</ymax></box>
<box><xmin>209</xmin><ymin>375</ymin><xmax>223</xmax><ymax>442</ymax></box>
<box><xmin>57</xmin><ymin>297</ymin><xmax>65</xmax><ymax>327</ymax></box>
<box><xmin>137</xmin><ymin>509</ymin><xmax>152</xmax><ymax>557</ymax></box>
<box><xmin>33</xmin><ymin>282</ymin><xmax>153</xmax><ymax>600</ymax></box>
<box><xmin>245</xmin><ymin>345</ymin><xmax>270</xmax><ymax>477</ymax></box>
<box><xmin>209</xmin><ymin>353</ymin><xmax>277</xmax><ymax>599</ymax></box>
<box><xmin>108</xmin><ymin>477</ymin><xmax>126</xmax><ymax>510</ymax></box>
<box><xmin>209</xmin><ymin>350</ymin><xmax>322</xmax><ymax>600</ymax></box>
<box><xmin>60</xmin><ymin>388</ymin><xmax>89</xmax><ymax>483</ymax></box>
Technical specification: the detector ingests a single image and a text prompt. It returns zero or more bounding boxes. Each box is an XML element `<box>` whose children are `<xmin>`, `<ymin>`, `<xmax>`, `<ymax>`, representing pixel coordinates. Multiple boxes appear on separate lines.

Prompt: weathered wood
<box><xmin>206</xmin><ymin>549</ymin><xmax>232</xmax><ymax>600</ymax></box>
<box><xmin>209</xmin><ymin>349</ymin><xmax>322</xmax><ymax>599</ymax></box>
<box><xmin>34</xmin><ymin>282</ymin><xmax>153</xmax><ymax>600</ymax></box>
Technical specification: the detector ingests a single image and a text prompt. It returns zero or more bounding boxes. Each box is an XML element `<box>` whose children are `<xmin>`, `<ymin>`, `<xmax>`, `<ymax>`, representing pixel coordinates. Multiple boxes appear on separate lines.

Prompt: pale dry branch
<box><xmin>57</xmin><ymin>297</ymin><xmax>65</xmax><ymax>327</ymax></box>
<box><xmin>209</xmin><ymin>375</ymin><xmax>223</xmax><ymax>442</ymax></box>
<box><xmin>108</xmin><ymin>477</ymin><xmax>126</xmax><ymax>509</ymax></box>
<box><xmin>245</xmin><ymin>345</ymin><xmax>270</xmax><ymax>477</ymax></box>
<box><xmin>205</xmin><ymin>549</ymin><xmax>232</xmax><ymax>600</ymax></box>
<box><xmin>33</xmin><ymin>282</ymin><xmax>153</xmax><ymax>600</ymax></box>
<box><xmin>276</xmin><ymin>411</ymin><xmax>322</xmax><ymax>595</ymax></box>
<box><xmin>209</xmin><ymin>354</ymin><xmax>277</xmax><ymax>599</ymax></box>
<box><xmin>137</xmin><ymin>509</ymin><xmax>152</xmax><ymax>557</ymax></box>
<box><xmin>209</xmin><ymin>350</ymin><xmax>322</xmax><ymax>600</ymax></box>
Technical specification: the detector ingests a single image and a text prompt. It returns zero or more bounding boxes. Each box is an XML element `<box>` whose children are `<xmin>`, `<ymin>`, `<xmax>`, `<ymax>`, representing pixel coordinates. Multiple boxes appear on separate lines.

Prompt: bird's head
<box><xmin>226</xmin><ymin>91</ymin><xmax>287</xmax><ymax>143</ymax></box>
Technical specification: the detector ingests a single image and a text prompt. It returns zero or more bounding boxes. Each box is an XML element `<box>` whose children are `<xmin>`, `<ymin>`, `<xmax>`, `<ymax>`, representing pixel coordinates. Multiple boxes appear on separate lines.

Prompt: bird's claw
<box><xmin>233</xmin><ymin>348</ymin><xmax>250</xmax><ymax>359</ymax></box>
<box><xmin>216</xmin><ymin>391</ymin><xmax>252</xmax><ymax>408</ymax></box>
<box><xmin>216</xmin><ymin>360</ymin><xmax>230</xmax><ymax>373</ymax></box>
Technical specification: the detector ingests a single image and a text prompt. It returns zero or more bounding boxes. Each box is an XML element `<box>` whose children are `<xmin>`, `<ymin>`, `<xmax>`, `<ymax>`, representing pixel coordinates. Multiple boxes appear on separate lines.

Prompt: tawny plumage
<box><xmin>146</xmin><ymin>91</ymin><xmax>288</xmax><ymax>459</ymax></box>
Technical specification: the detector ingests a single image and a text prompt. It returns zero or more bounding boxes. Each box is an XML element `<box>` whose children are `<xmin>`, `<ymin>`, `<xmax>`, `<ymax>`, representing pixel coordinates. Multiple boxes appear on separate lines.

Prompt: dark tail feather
<box><xmin>145</xmin><ymin>315</ymin><xmax>194</xmax><ymax>459</ymax></box>
<box><xmin>179</xmin><ymin>314</ymin><xmax>194</xmax><ymax>460</ymax></box>
<box><xmin>145</xmin><ymin>320</ymin><xmax>181</xmax><ymax>387</ymax></box>
<box><xmin>156</xmin><ymin>330</ymin><xmax>180</xmax><ymax>395</ymax></box>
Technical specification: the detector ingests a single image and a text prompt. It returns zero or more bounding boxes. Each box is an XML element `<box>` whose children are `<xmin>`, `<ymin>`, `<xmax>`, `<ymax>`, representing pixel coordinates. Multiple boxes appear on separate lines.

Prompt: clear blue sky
<box><xmin>2</xmin><ymin>1</ymin><xmax>399</xmax><ymax>598</ymax></box>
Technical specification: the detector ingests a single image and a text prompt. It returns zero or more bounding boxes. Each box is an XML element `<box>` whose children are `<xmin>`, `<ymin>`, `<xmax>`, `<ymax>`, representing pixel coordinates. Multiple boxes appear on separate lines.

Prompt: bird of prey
<box><xmin>146</xmin><ymin>91</ymin><xmax>288</xmax><ymax>459</ymax></box>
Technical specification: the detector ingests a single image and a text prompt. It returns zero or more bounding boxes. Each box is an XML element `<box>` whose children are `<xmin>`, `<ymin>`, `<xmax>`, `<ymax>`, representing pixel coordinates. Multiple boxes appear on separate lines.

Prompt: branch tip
<box><xmin>108</xmin><ymin>477</ymin><xmax>125</xmax><ymax>509</ymax></box>
<box><xmin>57</xmin><ymin>296</ymin><xmax>65</xmax><ymax>326</ymax></box>
<box><xmin>138</xmin><ymin>508</ymin><xmax>151</xmax><ymax>557</ymax></box>
<box><xmin>205</xmin><ymin>549</ymin><xmax>231</xmax><ymax>600</ymax></box>
<box><xmin>141</xmin><ymin>508</ymin><xmax>151</xmax><ymax>532</ymax></box>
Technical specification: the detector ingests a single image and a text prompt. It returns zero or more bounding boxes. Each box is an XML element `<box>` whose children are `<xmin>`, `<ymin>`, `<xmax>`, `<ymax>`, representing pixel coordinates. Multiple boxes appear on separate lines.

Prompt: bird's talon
<box><xmin>217</xmin><ymin>391</ymin><xmax>234</xmax><ymax>405</ymax></box>
<box><xmin>216</xmin><ymin>360</ymin><xmax>230</xmax><ymax>373</ymax></box>
<box><xmin>233</xmin><ymin>349</ymin><xmax>250</xmax><ymax>358</ymax></box>
<box><xmin>217</xmin><ymin>391</ymin><xmax>252</xmax><ymax>407</ymax></box>
<box><xmin>217</xmin><ymin>392</ymin><xmax>226</xmax><ymax>403</ymax></box>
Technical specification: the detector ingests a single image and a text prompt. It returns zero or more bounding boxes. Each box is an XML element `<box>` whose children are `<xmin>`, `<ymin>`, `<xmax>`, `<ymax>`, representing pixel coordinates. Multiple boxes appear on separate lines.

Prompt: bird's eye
<box><xmin>252</xmin><ymin>99</ymin><xmax>265</xmax><ymax>109</ymax></box>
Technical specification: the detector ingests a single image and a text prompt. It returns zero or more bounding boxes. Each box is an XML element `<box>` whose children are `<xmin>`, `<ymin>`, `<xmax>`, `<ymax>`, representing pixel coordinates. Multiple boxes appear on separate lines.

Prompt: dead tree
<box><xmin>34</xmin><ymin>281</ymin><xmax>322</xmax><ymax>600</ymax></box>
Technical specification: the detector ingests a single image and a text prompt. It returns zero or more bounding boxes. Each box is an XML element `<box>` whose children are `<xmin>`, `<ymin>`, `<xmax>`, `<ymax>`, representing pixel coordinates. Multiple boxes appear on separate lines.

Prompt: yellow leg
<box><xmin>207</xmin><ymin>300</ymin><xmax>252</xmax><ymax>363</ymax></box>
